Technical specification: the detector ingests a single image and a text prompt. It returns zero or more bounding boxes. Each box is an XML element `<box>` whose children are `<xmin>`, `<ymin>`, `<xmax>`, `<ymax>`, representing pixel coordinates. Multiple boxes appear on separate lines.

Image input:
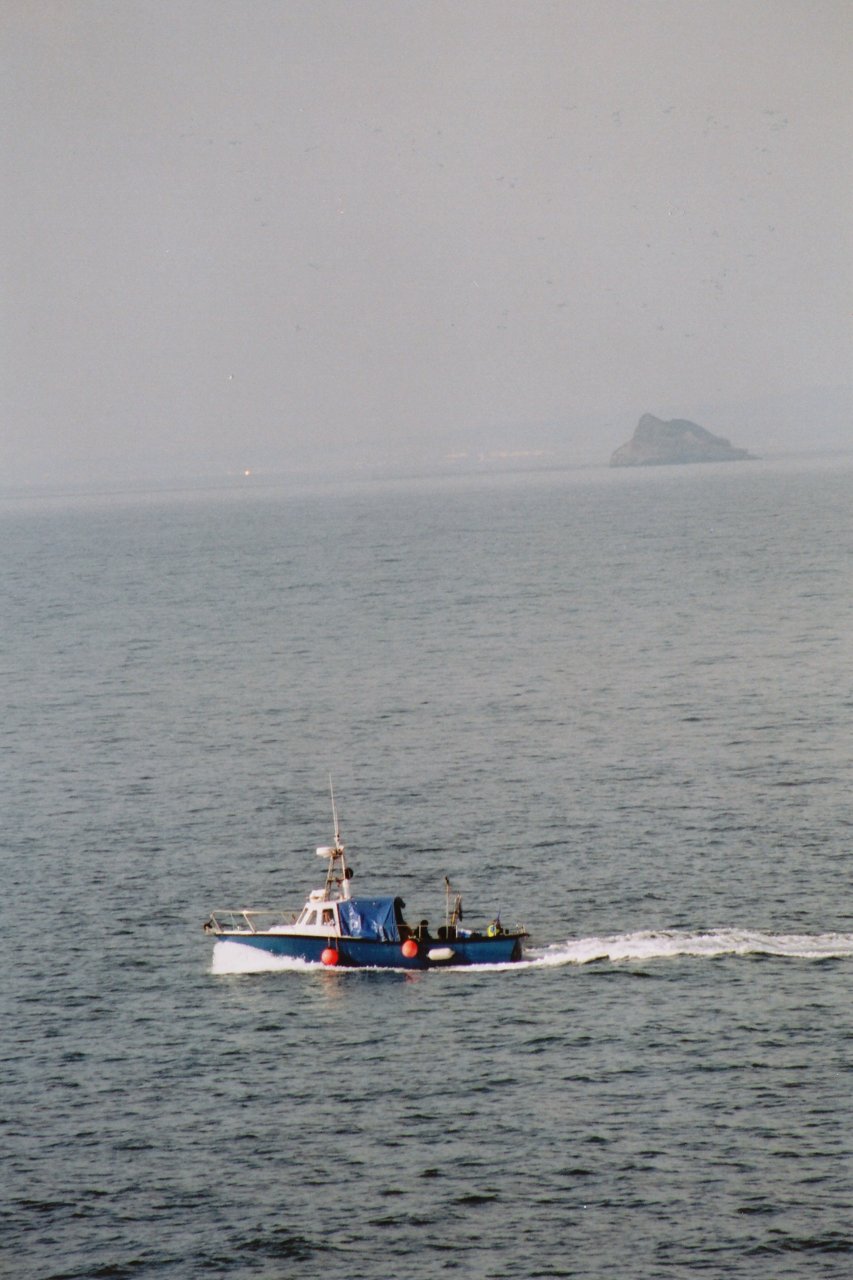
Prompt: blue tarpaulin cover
<box><xmin>337</xmin><ymin>897</ymin><xmax>400</xmax><ymax>942</ymax></box>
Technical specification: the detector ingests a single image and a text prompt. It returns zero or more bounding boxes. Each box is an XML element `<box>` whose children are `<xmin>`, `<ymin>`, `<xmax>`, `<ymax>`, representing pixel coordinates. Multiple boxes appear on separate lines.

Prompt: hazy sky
<box><xmin>3</xmin><ymin>0</ymin><xmax>851</xmax><ymax>484</ymax></box>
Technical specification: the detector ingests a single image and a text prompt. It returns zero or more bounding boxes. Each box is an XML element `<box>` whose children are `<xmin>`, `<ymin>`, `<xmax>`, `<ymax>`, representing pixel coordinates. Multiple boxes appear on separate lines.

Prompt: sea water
<box><xmin>2</xmin><ymin>457</ymin><xmax>851</xmax><ymax>1278</ymax></box>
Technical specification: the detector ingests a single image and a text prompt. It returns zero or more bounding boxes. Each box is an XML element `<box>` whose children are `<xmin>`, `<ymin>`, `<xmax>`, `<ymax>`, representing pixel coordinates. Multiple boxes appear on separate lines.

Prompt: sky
<box><xmin>2</xmin><ymin>0</ymin><xmax>851</xmax><ymax>486</ymax></box>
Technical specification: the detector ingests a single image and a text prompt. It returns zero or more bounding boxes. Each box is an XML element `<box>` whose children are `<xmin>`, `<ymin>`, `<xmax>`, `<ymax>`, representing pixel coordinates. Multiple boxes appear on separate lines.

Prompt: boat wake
<box><xmin>527</xmin><ymin>928</ymin><xmax>853</xmax><ymax>967</ymax></box>
<box><xmin>210</xmin><ymin>929</ymin><xmax>853</xmax><ymax>975</ymax></box>
<box><xmin>210</xmin><ymin>944</ymin><xmax>316</xmax><ymax>975</ymax></box>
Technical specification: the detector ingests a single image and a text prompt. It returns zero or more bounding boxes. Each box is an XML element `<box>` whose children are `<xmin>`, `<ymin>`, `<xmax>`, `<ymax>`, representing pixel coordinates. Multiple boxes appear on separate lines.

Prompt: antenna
<box><xmin>326</xmin><ymin>768</ymin><xmax>340</xmax><ymax>849</ymax></box>
<box><xmin>322</xmin><ymin>774</ymin><xmax>350</xmax><ymax>899</ymax></box>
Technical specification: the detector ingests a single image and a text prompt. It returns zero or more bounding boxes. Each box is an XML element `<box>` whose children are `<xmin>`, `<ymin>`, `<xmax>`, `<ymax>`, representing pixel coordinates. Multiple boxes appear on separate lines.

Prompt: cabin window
<box><xmin>321</xmin><ymin>908</ymin><xmax>335</xmax><ymax>926</ymax></box>
<box><xmin>304</xmin><ymin>909</ymin><xmax>318</xmax><ymax>926</ymax></box>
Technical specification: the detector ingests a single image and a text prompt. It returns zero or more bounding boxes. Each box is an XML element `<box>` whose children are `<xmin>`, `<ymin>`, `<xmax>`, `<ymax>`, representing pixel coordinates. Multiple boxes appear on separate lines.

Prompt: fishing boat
<box><xmin>203</xmin><ymin>787</ymin><xmax>526</xmax><ymax>969</ymax></box>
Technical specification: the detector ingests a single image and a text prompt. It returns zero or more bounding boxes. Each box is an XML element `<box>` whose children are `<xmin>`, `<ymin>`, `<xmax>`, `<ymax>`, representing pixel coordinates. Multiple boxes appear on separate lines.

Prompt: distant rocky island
<box><xmin>610</xmin><ymin>414</ymin><xmax>755</xmax><ymax>467</ymax></box>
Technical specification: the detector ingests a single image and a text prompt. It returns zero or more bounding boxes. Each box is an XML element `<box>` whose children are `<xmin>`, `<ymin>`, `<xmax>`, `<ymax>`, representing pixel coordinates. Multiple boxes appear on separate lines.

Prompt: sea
<box><xmin>2</xmin><ymin>454</ymin><xmax>851</xmax><ymax>1280</ymax></box>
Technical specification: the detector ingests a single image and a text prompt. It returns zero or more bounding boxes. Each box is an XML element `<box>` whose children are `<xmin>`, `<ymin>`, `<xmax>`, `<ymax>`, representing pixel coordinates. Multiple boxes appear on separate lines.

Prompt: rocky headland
<box><xmin>610</xmin><ymin>414</ymin><xmax>755</xmax><ymax>467</ymax></box>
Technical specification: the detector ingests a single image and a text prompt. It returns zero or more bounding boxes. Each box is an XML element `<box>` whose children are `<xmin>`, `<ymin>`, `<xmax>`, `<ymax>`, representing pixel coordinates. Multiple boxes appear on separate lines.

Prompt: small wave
<box><xmin>747</xmin><ymin>1231</ymin><xmax>853</xmax><ymax>1257</ymax></box>
<box><xmin>527</xmin><ymin>928</ymin><xmax>853</xmax><ymax>967</ymax></box>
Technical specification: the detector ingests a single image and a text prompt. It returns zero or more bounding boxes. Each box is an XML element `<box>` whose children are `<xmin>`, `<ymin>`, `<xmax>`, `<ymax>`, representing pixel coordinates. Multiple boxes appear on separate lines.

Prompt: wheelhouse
<box><xmin>293</xmin><ymin>896</ymin><xmax>341</xmax><ymax>934</ymax></box>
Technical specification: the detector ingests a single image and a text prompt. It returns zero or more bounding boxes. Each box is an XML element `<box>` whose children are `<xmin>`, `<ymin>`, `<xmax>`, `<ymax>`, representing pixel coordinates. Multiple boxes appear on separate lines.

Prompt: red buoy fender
<box><xmin>401</xmin><ymin>938</ymin><xmax>418</xmax><ymax>959</ymax></box>
<box><xmin>321</xmin><ymin>947</ymin><xmax>340</xmax><ymax>966</ymax></box>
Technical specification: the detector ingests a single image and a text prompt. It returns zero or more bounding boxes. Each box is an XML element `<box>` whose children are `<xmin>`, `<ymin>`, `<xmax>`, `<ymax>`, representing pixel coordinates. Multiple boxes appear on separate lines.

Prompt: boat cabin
<box><xmin>294</xmin><ymin>896</ymin><xmax>341</xmax><ymax>934</ymax></box>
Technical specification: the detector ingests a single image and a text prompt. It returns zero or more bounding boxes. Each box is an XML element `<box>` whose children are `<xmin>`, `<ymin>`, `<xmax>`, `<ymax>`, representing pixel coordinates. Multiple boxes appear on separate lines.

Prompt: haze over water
<box><xmin>3</xmin><ymin>0</ymin><xmax>851</xmax><ymax>485</ymax></box>
<box><xmin>3</xmin><ymin>456</ymin><xmax>851</xmax><ymax>1278</ymax></box>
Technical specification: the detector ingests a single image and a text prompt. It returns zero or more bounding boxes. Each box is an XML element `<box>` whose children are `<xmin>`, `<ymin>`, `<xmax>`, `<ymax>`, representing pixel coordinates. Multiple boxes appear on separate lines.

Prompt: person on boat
<box><xmin>394</xmin><ymin>896</ymin><xmax>412</xmax><ymax>938</ymax></box>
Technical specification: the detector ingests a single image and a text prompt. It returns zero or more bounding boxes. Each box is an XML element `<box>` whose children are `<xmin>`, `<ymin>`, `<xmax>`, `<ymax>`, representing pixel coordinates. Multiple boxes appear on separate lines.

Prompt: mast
<box><xmin>322</xmin><ymin>775</ymin><xmax>351</xmax><ymax>899</ymax></box>
<box><xmin>329</xmin><ymin>774</ymin><xmax>342</xmax><ymax>852</ymax></box>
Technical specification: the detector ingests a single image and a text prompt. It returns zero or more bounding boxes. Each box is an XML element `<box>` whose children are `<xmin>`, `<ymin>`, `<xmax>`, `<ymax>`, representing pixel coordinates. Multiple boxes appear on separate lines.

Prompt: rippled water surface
<box><xmin>2</xmin><ymin>458</ymin><xmax>852</xmax><ymax>1278</ymax></box>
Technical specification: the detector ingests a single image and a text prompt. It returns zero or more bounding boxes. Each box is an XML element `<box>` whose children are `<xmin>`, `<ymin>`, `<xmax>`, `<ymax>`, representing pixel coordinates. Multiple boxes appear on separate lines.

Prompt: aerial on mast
<box><xmin>329</xmin><ymin>773</ymin><xmax>342</xmax><ymax>852</ymax></box>
<box><xmin>320</xmin><ymin>774</ymin><xmax>351</xmax><ymax>899</ymax></box>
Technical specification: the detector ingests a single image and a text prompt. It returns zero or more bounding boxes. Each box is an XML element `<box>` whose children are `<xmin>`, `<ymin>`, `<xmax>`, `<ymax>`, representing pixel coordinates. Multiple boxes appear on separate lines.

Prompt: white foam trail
<box><xmin>210</xmin><ymin>940</ymin><xmax>315</xmax><ymax>975</ymax></box>
<box><xmin>527</xmin><ymin>928</ymin><xmax>853</xmax><ymax>967</ymax></box>
<box><xmin>211</xmin><ymin>930</ymin><xmax>853</xmax><ymax>975</ymax></box>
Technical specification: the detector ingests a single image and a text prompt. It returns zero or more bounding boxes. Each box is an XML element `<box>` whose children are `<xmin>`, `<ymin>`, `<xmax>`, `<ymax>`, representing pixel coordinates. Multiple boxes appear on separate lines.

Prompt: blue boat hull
<box><xmin>216</xmin><ymin>931</ymin><xmax>524</xmax><ymax>968</ymax></box>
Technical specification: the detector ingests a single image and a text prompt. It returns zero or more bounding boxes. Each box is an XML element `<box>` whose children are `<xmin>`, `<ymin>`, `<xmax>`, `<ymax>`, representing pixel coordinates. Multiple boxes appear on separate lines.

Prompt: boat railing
<box><xmin>204</xmin><ymin>908</ymin><xmax>301</xmax><ymax>934</ymax></box>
